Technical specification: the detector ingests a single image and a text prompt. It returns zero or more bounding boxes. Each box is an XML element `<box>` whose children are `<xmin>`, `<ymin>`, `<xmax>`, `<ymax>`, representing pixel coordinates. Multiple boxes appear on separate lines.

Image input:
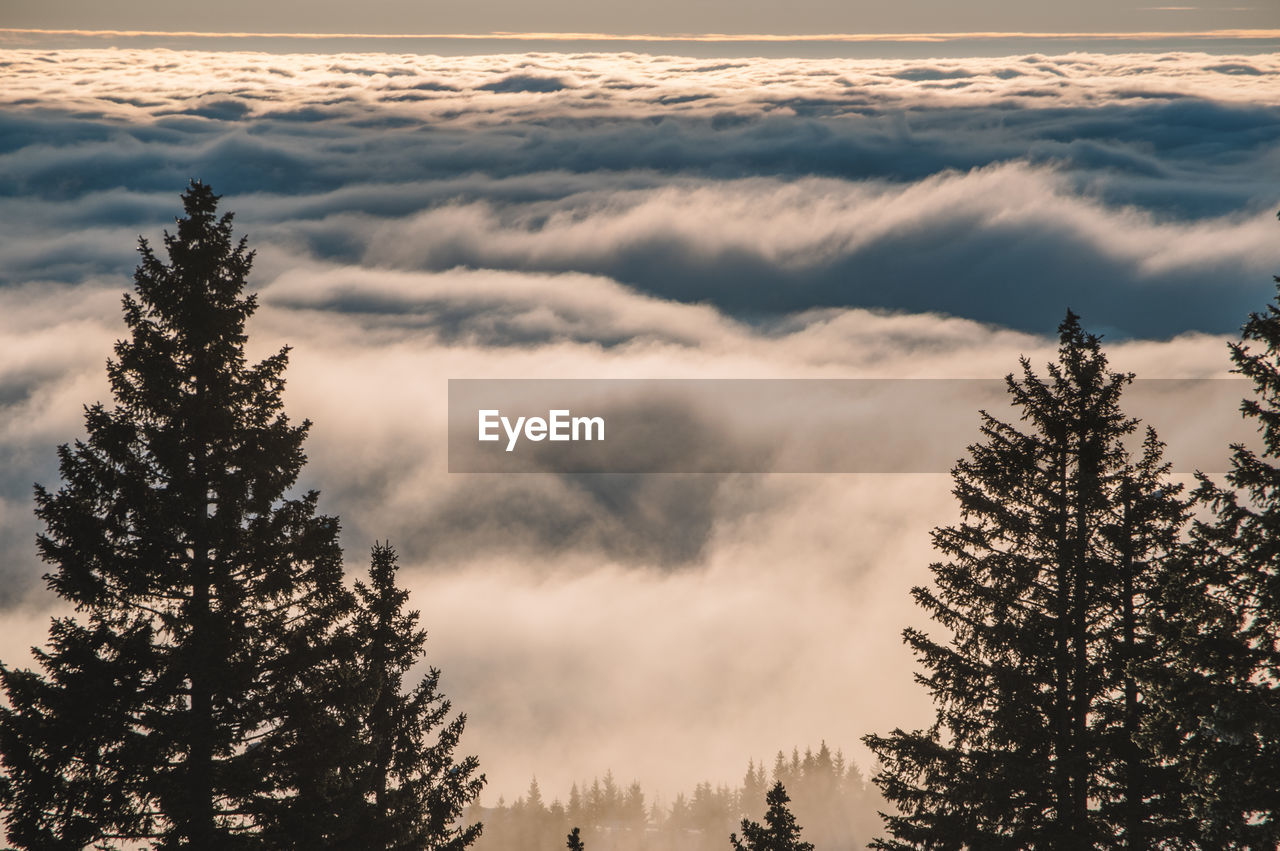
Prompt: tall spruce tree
<box><xmin>729</xmin><ymin>782</ymin><xmax>813</xmax><ymax>851</ymax></box>
<box><xmin>1147</xmin><ymin>265</ymin><xmax>1280</xmax><ymax>847</ymax></box>
<box><xmin>0</xmin><ymin>182</ymin><xmax>353</xmax><ymax>848</ymax></box>
<box><xmin>348</xmin><ymin>542</ymin><xmax>485</xmax><ymax>850</ymax></box>
<box><xmin>863</xmin><ymin>313</ymin><xmax>1190</xmax><ymax>849</ymax></box>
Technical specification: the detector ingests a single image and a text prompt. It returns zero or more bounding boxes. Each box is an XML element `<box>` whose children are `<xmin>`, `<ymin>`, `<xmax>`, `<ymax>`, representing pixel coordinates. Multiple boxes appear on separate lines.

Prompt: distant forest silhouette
<box><xmin>1</xmin><ymin>185</ymin><xmax>1279</xmax><ymax>849</ymax></box>
<box><xmin>470</xmin><ymin>743</ymin><xmax>878</xmax><ymax>850</ymax></box>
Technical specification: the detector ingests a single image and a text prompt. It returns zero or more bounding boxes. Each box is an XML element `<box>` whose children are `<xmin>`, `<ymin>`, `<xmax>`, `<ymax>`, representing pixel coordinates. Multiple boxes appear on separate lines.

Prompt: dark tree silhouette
<box><xmin>729</xmin><ymin>782</ymin><xmax>813</xmax><ymax>851</ymax></box>
<box><xmin>350</xmin><ymin>542</ymin><xmax>484</xmax><ymax>850</ymax></box>
<box><xmin>0</xmin><ymin>182</ymin><xmax>352</xmax><ymax>848</ymax></box>
<box><xmin>567</xmin><ymin>826</ymin><xmax>585</xmax><ymax>851</ymax></box>
<box><xmin>863</xmin><ymin>312</ymin><xmax>1191</xmax><ymax>849</ymax></box>
<box><xmin>1092</xmin><ymin>431</ymin><xmax>1192</xmax><ymax>849</ymax></box>
<box><xmin>0</xmin><ymin>183</ymin><xmax>481</xmax><ymax>850</ymax></box>
<box><xmin>0</xmin><ymin>181</ymin><xmax>352</xmax><ymax>848</ymax></box>
<box><xmin>1147</xmin><ymin>261</ymin><xmax>1280</xmax><ymax>848</ymax></box>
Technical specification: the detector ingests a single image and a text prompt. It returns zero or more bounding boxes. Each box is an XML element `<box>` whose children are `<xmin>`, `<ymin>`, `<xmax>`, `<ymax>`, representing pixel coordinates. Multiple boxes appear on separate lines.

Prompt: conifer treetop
<box><xmin>729</xmin><ymin>782</ymin><xmax>813</xmax><ymax>851</ymax></box>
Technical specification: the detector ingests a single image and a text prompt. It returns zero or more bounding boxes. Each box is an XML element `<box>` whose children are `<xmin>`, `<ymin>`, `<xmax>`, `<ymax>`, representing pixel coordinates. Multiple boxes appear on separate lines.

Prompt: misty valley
<box><xmin>1</xmin><ymin>25</ymin><xmax>1279</xmax><ymax>851</ymax></box>
<box><xmin>469</xmin><ymin>744</ymin><xmax>881</xmax><ymax>851</ymax></box>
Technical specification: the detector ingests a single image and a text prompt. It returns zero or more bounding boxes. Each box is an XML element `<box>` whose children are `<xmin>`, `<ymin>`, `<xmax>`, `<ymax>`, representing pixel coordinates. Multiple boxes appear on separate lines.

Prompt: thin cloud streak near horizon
<box><xmin>3</xmin><ymin>26</ymin><xmax>1280</xmax><ymax>42</ymax></box>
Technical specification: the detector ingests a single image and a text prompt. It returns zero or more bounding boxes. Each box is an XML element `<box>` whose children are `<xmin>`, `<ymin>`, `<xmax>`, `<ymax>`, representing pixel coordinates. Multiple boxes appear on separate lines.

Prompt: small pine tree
<box><xmin>742</xmin><ymin>759</ymin><xmax>766</xmax><ymax>813</ymax></box>
<box><xmin>729</xmin><ymin>782</ymin><xmax>813</xmax><ymax>851</ymax></box>
<box><xmin>525</xmin><ymin>777</ymin><xmax>546</xmax><ymax>815</ymax></box>
<box><xmin>568</xmin><ymin>783</ymin><xmax>584</xmax><ymax>827</ymax></box>
<box><xmin>350</xmin><ymin>542</ymin><xmax>485</xmax><ymax>850</ymax></box>
<box><xmin>567</xmin><ymin>826</ymin><xmax>585</xmax><ymax>851</ymax></box>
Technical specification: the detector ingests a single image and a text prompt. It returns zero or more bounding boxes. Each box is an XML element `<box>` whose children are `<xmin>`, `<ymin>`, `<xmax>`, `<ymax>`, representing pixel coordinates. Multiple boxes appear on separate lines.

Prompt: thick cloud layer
<box><xmin>2</xmin><ymin>49</ymin><xmax>1279</xmax><ymax>335</ymax></box>
<box><xmin>0</xmin><ymin>46</ymin><xmax>1277</xmax><ymax>799</ymax></box>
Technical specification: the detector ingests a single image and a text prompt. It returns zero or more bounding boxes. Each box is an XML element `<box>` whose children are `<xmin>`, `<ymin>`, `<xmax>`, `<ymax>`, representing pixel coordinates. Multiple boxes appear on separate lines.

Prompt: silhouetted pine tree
<box><xmin>0</xmin><ymin>181</ymin><xmax>354</xmax><ymax>848</ymax></box>
<box><xmin>567</xmin><ymin>826</ymin><xmax>585</xmax><ymax>851</ymax></box>
<box><xmin>1093</xmin><ymin>430</ymin><xmax>1193</xmax><ymax>848</ymax></box>
<box><xmin>863</xmin><ymin>312</ymin><xmax>1190</xmax><ymax>849</ymax></box>
<box><xmin>729</xmin><ymin>782</ymin><xmax>813</xmax><ymax>851</ymax></box>
<box><xmin>345</xmin><ymin>543</ymin><xmax>484</xmax><ymax>850</ymax></box>
<box><xmin>1146</xmin><ymin>270</ymin><xmax>1280</xmax><ymax>848</ymax></box>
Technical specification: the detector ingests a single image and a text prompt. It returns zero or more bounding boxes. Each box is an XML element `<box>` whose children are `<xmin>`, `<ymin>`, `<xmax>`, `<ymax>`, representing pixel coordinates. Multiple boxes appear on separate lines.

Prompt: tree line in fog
<box><xmin>471</xmin><ymin>742</ymin><xmax>880</xmax><ymax>851</ymax></box>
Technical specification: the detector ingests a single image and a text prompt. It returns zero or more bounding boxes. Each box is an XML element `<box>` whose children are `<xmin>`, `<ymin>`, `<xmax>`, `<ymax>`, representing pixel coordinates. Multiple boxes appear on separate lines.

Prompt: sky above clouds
<box><xmin>4</xmin><ymin>0</ymin><xmax>1278</xmax><ymax>35</ymax></box>
<box><xmin>1</xmin><ymin>39</ymin><xmax>1279</xmax><ymax>803</ymax></box>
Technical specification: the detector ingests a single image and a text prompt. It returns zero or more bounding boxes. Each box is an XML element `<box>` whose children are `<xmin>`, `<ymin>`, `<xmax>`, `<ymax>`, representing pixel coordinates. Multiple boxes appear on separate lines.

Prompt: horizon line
<box><xmin>3</xmin><ymin>27</ymin><xmax>1279</xmax><ymax>44</ymax></box>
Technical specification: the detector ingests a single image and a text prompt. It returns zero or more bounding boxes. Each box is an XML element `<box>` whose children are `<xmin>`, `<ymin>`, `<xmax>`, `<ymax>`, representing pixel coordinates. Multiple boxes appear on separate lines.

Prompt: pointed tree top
<box><xmin>181</xmin><ymin>179</ymin><xmax>221</xmax><ymax>219</ymax></box>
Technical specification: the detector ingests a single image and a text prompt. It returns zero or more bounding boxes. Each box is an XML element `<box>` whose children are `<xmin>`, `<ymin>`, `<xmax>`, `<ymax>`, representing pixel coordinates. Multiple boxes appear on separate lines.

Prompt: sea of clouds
<box><xmin>0</xmin><ymin>46</ymin><xmax>1278</xmax><ymax>800</ymax></box>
